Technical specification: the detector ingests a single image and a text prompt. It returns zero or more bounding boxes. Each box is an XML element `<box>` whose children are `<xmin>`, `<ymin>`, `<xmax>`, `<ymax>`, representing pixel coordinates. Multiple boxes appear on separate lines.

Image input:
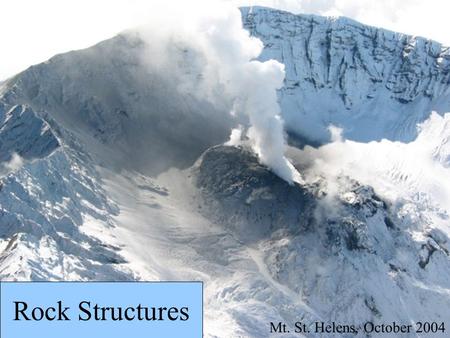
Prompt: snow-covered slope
<box><xmin>0</xmin><ymin>102</ymin><xmax>130</xmax><ymax>280</ymax></box>
<box><xmin>241</xmin><ymin>6</ymin><xmax>450</xmax><ymax>143</ymax></box>
<box><xmin>0</xmin><ymin>104</ymin><xmax>59</xmax><ymax>163</ymax></box>
<box><xmin>1</xmin><ymin>6</ymin><xmax>450</xmax><ymax>338</ymax></box>
<box><xmin>2</xmin><ymin>34</ymin><xmax>233</xmax><ymax>175</ymax></box>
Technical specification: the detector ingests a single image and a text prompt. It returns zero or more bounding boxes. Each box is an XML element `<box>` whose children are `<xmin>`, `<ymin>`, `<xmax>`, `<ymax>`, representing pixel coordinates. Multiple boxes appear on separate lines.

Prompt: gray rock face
<box><xmin>241</xmin><ymin>6</ymin><xmax>450</xmax><ymax>143</ymax></box>
<box><xmin>194</xmin><ymin>145</ymin><xmax>315</xmax><ymax>240</ymax></box>
<box><xmin>0</xmin><ymin>104</ymin><xmax>59</xmax><ymax>162</ymax></box>
<box><xmin>193</xmin><ymin>145</ymin><xmax>391</xmax><ymax>254</ymax></box>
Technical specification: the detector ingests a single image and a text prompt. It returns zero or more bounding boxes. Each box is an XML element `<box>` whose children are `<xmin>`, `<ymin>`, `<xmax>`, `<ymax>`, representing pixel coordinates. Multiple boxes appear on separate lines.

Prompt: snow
<box><xmin>241</xmin><ymin>6</ymin><xmax>450</xmax><ymax>144</ymax></box>
<box><xmin>0</xmin><ymin>5</ymin><xmax>450</xmax><ymax>337</ymax></box>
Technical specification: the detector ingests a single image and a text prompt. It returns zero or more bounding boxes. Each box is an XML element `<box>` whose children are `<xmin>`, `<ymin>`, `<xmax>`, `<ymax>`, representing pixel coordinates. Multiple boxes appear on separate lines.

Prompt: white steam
<box><xmin>328</xmin><ymin>125</ymin><xmax>344</xmax><ymax>143</ymax></box>
<box><xmin>291</xmin><ymin>112</ymin><xmax>450</xmax><ymax>223</ymax></box>
<box><xmin>137</xmin><ymin>1</ymin><xmax>301</xmax><ymax>183</ymax></box>
<box><xmin>225</xmin><ymin>125</ymin><xmax>244</xmax><ymax>146</ymax></box>
<box><xmin>0</xmin><ymin>153</ymin><xmax>24</xmax><ymax>177</ymax></box>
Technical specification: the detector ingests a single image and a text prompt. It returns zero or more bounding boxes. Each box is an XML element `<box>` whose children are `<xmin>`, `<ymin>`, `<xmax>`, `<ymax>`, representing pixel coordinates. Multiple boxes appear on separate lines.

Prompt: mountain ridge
<box><xmin>241</xmin><ymin>6</ymin><xmax>450</xmax><ymax>143</ymax></box>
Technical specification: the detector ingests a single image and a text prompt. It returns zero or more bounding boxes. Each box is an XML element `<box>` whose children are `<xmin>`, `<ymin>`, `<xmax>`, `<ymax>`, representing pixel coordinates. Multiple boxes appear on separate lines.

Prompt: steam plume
<box><xmin>138</xmin><ymin>1</ymin><xmax>301</xmax><ymax>183</ymax></box>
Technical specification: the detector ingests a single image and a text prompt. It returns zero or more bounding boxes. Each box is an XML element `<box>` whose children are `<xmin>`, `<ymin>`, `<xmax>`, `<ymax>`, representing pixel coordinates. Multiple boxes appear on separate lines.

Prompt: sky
<box><xmin>1</xmin><ymin>0</ymin><xmax>450</xmax><ymax>80</ymax></box>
